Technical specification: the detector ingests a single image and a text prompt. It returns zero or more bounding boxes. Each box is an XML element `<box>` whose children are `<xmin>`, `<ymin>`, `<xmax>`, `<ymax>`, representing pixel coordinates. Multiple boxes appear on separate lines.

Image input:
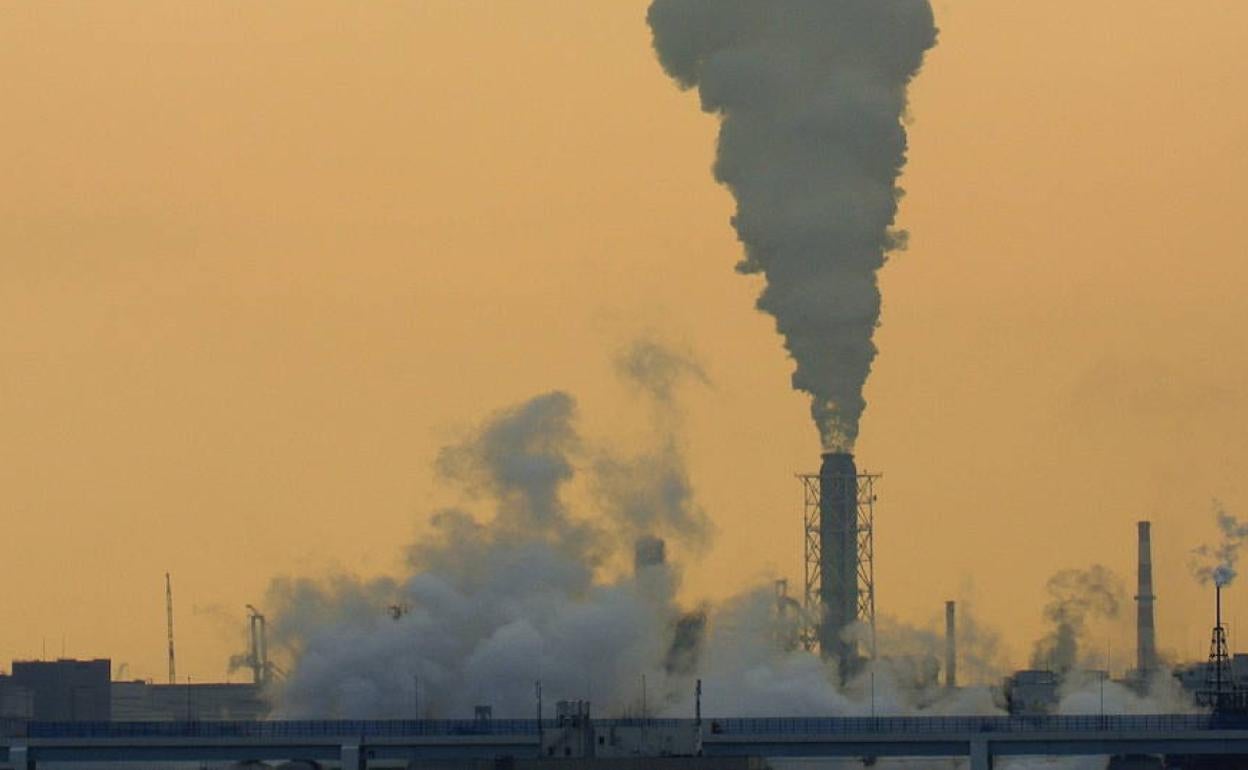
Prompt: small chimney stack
<box><xmin>1136</xmin><ymin>521</ymin><xmax>1158</xmax><ymax>677</ymax></box>
<box><xmin>634</xmin><ymin>536</ymin><xmax>666</xmax><ymax>573</ymax></box>
<box><xmin>945</xmin><ymin>600</ymin><xmax>957</xmax><ymax>689</ymax></box>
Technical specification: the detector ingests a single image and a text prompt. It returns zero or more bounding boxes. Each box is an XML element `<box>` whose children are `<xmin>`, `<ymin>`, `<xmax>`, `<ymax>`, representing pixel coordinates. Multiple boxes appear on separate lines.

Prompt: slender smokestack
<box><xmin>634</xmin><ymin>535</ymin><xmax>666</xmax><ymax>573</ymax></box>
<box><xmin>1136</xmin><ymin>521</ymin><xmax>1157</xmax><ymax>676</ymax></box>
<box><xmin>818</xmin><ymin>452</ymin><xmax>859</xmax><ymax>677</ymax></box>
<box><xmin>945</xmin><ymin>600</ymin><xmax>957</xmax><ymax>689</ymax></box>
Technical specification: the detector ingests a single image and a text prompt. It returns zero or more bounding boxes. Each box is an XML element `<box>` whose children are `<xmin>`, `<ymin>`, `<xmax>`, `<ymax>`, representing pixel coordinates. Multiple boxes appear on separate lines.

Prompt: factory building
<box><xmin>3</xmin><ymin>659</ymin><xmax>111</xmax><ymax>721</ymax></box>
<box><xmin>0</xmin><ymin>659</ymin><xmax>267</xmax><ymax>725</ymax></box>
<box><xmin>111</xmin><ymin>680</ymin><xmax>268</xmax><ymax>721</ymax></box>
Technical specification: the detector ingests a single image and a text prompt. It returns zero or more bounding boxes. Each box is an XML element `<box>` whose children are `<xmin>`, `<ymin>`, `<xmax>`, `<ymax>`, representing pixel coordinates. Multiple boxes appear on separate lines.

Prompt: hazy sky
<box><xmin>3</xmin><ymin>1</ymin><xmax>1248</xmax><ymax>683</ymax></box>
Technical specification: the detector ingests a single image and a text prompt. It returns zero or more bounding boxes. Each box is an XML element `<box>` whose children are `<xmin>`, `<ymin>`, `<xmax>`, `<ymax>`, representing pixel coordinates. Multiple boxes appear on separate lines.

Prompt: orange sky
<box><xmin>2</xmin><ymin>1</ymin><xmax>1248</xmax><ymax>684</ymax></box>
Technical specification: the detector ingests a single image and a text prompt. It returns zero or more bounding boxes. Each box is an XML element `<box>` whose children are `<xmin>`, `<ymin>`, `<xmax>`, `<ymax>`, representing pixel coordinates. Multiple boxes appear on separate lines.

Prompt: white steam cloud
<box><xmin>1029</xmin><ymin>566</ymin><xmax>1124</xmax><ymax>674</ymax></box>
<box><xmin>647</xmin><ymin>0</ymin><xmax>937</xmax><ymax>450</ymax></box>
<box><xmin>1191</xmin><ymin>500</ymin><xmax>1248</xmax><ymax>587</ymax></box>
<box><xmin>261</xmin><ymin>340</ymin><xmax>1002</xmax><ymax>719</ymax></box>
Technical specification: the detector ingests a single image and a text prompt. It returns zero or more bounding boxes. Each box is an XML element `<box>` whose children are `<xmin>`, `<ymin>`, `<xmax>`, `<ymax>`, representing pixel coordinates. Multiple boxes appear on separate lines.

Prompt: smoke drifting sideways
<box><xmin>1191</xmin><ymin>500</ymin><xmax>1248</xmax><ymax>587</ymax></box>
<box><xmin>1030</xmin><ymin>566</ymin><xmax>1123</xmax><ymax>674</ymax></box>
<box><xmin>647</xmin><ymin>0</ymin><xmax>937</xmax><ymax>451</ymax></box>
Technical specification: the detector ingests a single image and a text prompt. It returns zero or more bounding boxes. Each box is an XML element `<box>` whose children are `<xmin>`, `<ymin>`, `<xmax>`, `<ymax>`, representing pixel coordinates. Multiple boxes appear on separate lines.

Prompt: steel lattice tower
<box><xmin>799</xmin><ymin>468</ymin><xmax>878</xmax><ymax>660</ymax></box>
<box><xmin>1204</xmin><ymin>584</ymin><xmax>1232</xmax><ymax>710</ymax></box>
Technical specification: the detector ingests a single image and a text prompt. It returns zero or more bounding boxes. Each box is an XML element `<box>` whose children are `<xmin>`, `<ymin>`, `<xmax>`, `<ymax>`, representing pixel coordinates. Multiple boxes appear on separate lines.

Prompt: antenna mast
<box><xmin>165</xmin><ymin>573</ymin><xmax>177</xmax><ymax>685</ymax></box>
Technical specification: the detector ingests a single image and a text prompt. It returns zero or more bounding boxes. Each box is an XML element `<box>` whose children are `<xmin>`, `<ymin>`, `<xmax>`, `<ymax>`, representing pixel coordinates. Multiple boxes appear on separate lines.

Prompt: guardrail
<box><xmin>705</xmin><ymin>714</ymin><xmax>1240</xmax><ymax>735</ymax></box>
<box><xmin>15</xmin><ymin>713</ymin><xmax>1248</xmax><ymax>741</ymax></box>
<box><xmin>23</xmin><ymin>720</ymin><xmax>541</xmax><ymax>739</ymax></box>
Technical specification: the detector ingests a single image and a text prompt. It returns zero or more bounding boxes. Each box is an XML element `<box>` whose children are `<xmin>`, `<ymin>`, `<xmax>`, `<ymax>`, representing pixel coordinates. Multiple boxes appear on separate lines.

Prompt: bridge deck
<box><xmin>4</xmin><ymin>715</ymin><xmax>1248</xmax><ymax>768</ymax></box>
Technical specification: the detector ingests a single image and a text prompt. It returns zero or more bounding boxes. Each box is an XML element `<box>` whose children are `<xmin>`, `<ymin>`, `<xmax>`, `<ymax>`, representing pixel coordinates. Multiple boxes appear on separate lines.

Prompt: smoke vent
<box><xmin>945</xmin><ymin>600</ymin><xmax>957</xmax><ymax>689</ymax></box>
<box><xmin>634</xmin><ymin>536</ymin><xmax>666</xmax><ymax>572</ymax></box>
<box><xmin>1136</xmin><ymin>521</ymin><xmax>1157</xmax><ymax>677</ymax></box>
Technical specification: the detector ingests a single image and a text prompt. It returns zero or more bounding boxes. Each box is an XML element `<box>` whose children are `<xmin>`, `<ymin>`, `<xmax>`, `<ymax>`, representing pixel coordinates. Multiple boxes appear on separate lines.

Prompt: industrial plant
<box><xmin>2</xmin><ymin>449</ymin><xmax>1248</xmax><ymax>770</ymax></box>
<box><xmin>0</xmin><ymin>449</ymin><xmax>1243</xmax><ymax>728</ymax></box>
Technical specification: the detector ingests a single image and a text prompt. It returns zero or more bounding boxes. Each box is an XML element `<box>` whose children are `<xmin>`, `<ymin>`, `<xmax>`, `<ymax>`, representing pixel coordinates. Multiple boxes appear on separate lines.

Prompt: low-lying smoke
<box><xmin>261</xmin><ymin>340</ymin><xmax>1007</xmax><ymax>719</ymax></box>
<box><xmin>1030</xmin><ymin>566</ymin><xmax>1124</xmax><ymax>674</ymax></box>
<box><xmin>647</xmin><ymin>0</ymin><xmax>937</xmax><ymax>450</ymax></box>
<box><xmin>1191</xmin><ymin>500</ymin><xmax>1248</xmax><ymax>587</ymax></box>
<box><xmin>267</xmin><ymin>341</ymin><xmax>714</xmax><ymax>718</ymax></box>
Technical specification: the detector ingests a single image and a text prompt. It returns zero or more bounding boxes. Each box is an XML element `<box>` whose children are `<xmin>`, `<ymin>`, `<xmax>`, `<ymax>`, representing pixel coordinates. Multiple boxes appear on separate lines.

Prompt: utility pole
<box><xmin>535</xmin><ymin>680</ymin><xmax>542</xmax><ymax>725</ymax></box>
<box><xmin>165</xmin><ymin>573</ymin><xmax>177</xmax><ymax>685</ymax></box>
<box><xmin>695</xmin><ymin>679</ymin><xmax>702</xmax><ymax>725</ymax></box>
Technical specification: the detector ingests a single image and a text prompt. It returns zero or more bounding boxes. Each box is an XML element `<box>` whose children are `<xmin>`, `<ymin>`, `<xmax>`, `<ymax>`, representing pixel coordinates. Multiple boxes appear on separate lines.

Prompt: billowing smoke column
<box><xmin>1030</xmin><ymin>566</ymin><xmax>1124</xmax><ymax>674</ymax></box>
<box><xmin>1191</xmin><ymin>501</ymin><xmax>1248</xmax><ymax>588</ymax></box>
<box><xmin>818</xmin><ymin>451</ymin><xmax>860</xmax><ymax>676</ymax></box>
<box><xmin>1136</xmin><ymin>521</ymin><xmax>1157</xmax><ymax>677</ymax></box>
<box><xmin>647</xmin><ymin>0</ymin><xmax>937</xmax><ymax>450</ymax></box>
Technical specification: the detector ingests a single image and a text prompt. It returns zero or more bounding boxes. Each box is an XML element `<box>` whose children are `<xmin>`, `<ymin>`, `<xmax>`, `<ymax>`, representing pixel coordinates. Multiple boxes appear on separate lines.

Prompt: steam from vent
<box><xmin>261</xmin><ymin>340</ymin><xmax>730</xmax><ymax>718</ymax></box>
<box><xmin>647</xmin><ymin>0</ymin><xmax>937</xmax><ymax>450</ymax></box>
<box><xmin>262</xmin><ymin>339</ymin><xmax>1016</xmax><ymax>718</ymax></box>
<box><xmin>1030</xmin><ymin>566</ymin><xmax>1124</xmax><ymax>673</ymax></box>
<box><xmin>1191</xmin><ymin>500</ymin><xmax>1248</xmax><ymax>587</ymax></box>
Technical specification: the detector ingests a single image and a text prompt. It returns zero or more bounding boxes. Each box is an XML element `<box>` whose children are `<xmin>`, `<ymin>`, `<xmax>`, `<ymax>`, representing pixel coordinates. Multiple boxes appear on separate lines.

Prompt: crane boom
<box><xmin>165</xmin><ymin>572</ymin><xmax>177</xmax><ymax>685</ymax></box>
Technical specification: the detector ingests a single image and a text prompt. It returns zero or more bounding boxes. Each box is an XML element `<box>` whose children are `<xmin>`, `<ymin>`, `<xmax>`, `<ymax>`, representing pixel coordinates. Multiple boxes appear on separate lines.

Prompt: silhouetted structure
<box><xmin>9</xmin><ymin>659</ymin><xmax>110</xmax><ymax>721</ymax></box>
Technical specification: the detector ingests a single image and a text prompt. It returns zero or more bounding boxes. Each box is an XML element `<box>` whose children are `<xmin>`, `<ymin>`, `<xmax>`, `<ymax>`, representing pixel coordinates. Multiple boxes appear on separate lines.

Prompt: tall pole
<box><xmin>870</xmin><ymin>671</ymin><xmax>876</xmax><ymax>718</ymax></box>
<box><xmin>695</xmin><ymin>679</ymin><xmax>702</xmax><ymax>725</ymax></box>
<box><xmin>1099</xmin><ymin>670</ymin><xmax>1105</xmax><ymax>729</ymax></box>
<box><xmin>1217</xmin><ymin>584</ymin><xmax>1224</xmax><ymax>702</ymax></box>
<box><xmin>165</xmin><ymin>573</ymin><xmax>177</xmax><ymax>685</ymax></box>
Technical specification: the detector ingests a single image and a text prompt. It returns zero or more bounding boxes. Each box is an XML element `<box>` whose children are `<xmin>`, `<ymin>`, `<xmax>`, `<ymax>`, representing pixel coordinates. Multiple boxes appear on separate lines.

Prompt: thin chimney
<box><xmin>945</xmin><ymin>600</ymin><xmax>957</xmax><ymax>689</ymax></box>
<box><xmin>1136</xmin><ymin>521</ymin><xmax>1158</xmax><ymax>676</ymax></box>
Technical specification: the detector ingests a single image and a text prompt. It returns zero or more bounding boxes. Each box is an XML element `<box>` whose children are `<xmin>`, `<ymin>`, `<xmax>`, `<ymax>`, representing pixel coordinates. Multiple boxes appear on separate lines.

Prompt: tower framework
<box><xmin>798</xmin><ymin>469</ymin><xmax>878</xmax><ymax>660</ymax></box>
<box><xmin>1201</xmin><ymin>584</ymin><xmax>1235</xmax><ymax>711</ymax></box>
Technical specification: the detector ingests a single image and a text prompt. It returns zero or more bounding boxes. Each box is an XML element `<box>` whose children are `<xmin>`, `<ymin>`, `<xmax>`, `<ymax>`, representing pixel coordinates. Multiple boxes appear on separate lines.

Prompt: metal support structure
<box><xmin>246</xmin><ymin>605</ymin><xmax>269</xmax><ymax>687</ymax></box>
<box><xmin>800</xmin><ymin>474</ymin><xmax>822</xmax><ymax>653</ymax></box>
<box><xmin>341</xmin><ymin>744</ymin><xmax>364</xmax><ymax>770</ymax></box>
<box><xmin>1203</xmin><ymin>584</ymin><xmax>1232</xmax><ymax>710</ymax></box>
<box><xmin>969</xmin><ymin>739</ymin><xmax>992</xmax><ymax>770</ymax></box>
<box><xmin>10</xmin><ymin>745</ymin><xmax>31</xmax><ymax>770</ymax></box>
<box><xmin>799</xmin><ymin>469</ymin><xmax>879</xmax><ymax>659</ymax></box>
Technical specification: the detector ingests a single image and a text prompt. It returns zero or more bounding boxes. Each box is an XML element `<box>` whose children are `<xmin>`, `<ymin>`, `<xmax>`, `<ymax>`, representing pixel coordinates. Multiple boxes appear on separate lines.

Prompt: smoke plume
<box><xmin>1030</xmin><ymin>566</ymin><xmax>1124</xmax><ymax>674</ymax></box>
<box><xmin>647</xmin><ymin>0</ymin><xmax>937</xmax><ymax>450</ymax></box>
<box><xmin>1190</xmin><ymin>500</ymin><xmax>1248</xmax><ymax>587</ymax></box>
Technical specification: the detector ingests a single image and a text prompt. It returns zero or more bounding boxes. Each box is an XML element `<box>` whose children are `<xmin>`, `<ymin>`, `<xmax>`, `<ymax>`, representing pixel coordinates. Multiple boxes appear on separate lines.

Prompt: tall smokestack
<box><xmin>819</xmin><ymin>452</ymin><xmax>859</xmax><ymax>677</ymax></box>
<box><xmin>1136</xmin><ymin>521</ymin><xmax>1157</xmax><ymax>677</ymax></box>
<box><xmin>945</xmin><ymin>600</ymin><xmax>957</xmax><ymax>689</ymax></box>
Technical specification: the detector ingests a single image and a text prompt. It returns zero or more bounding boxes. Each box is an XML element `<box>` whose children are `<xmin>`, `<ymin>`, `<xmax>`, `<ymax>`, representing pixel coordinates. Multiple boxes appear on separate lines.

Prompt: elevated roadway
<box><xmin>4</xmin><ymin>715</ymin><xmax>1248</xmax><ymax>769</ymax></box>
